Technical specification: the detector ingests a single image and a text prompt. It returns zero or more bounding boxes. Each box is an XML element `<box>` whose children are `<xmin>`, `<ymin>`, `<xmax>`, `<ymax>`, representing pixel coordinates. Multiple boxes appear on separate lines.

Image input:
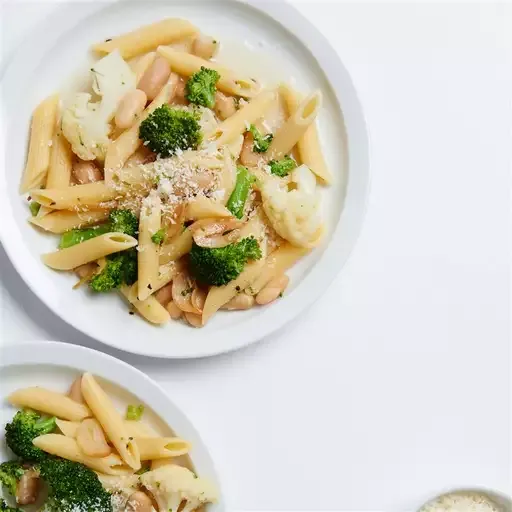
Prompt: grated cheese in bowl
<box><xmin>419</xmin><ymin>491</ymin><xmax>507</xmax><ymax>512</ymax></box>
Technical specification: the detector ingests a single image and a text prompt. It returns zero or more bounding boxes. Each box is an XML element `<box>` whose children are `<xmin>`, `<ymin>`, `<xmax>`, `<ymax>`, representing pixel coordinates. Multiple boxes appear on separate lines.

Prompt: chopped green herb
<box><xmin>29</xmin><ymin>202</ymin><xmax>41</xmax><ymax>216</ymax></box>
<box><xmin>249</xmin><ymin>124</ymin><xmax>273</xmax><ymax>153</ymax></box>
<box><xmin>125</xmin><ymin>404</ymin><xmax>144</xmax><ymax>421</ymax></box>
<box><xmin>151</xmin><ymin>228</ymin><xmax>166</xmax><ymax>245</ymax></box>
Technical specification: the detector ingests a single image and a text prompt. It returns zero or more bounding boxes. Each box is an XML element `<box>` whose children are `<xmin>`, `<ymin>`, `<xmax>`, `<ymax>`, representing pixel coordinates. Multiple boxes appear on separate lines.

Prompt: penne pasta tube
<box><xmin>136</xmin><ymin>437</ymin><xmax>191</xmax><ymax>460</ymax></box>
<box><xmin>185</xmin><ymin>196</ymin><xmax>233</xmax><ymax>220</ymax></box>
<box><xmin>138</xmin><ymin>196</ymin><xmax>162</xmax><ymax>301</ymax></box>
<box><xmin>42</xmin><ymin>233</ymin><xmax>138</xmax><ymax>270</ymax></box>
<box><xmin>57</xmin><ymin>419</ymin><xmax>158</xmax><ymax>438</ymax></box>
<box><xmin>8</xmin><ymin>387</ymin><xmax>91</xmax><ymax>421</ymax></box>
<box><xmin>81</xmin><ymin>373</ymin><xmax>141</xmax><ymax>471</ymax></box>
<box><xmin>247</xmin><ymin>243</ymin><xmax>309</xmax><ymax>295</ymax></box>
<box><xmin>131</xmin><ymin>51</ymin><xmax>156</xmax><ymax>83</ymax></box>
<box><xmin>30</xmin><ymin>181</ymin><xmax>119</xmax><ymax>210</ymax></box>
<box><xmin>267</xmin><ymin>91</ymin><xmax>322</xmax><ymax>161</ymax></box>
<box><xmin>104</xmin><ymin>83</ymin><xmax>172</xmax><ymax>183</ymax></box>
<box><xmin>29</xmin><ymin>209</ymin><xmax>109</xmax><ymax>233</ymax></box>
<box><xmin>33</xmin><ymin>434</ymin><xmax>132</xmax><ymax>475</ymax></box>
<box><xmin>46</xmin><ymin>128</ymin><xmax>73</xmax><ymax>189</ymax></box>
<box><xmin>279</xmin><ymin>84</ymin><xmax>332</xmax><ymax>183</ymax></box>
<box><xmin>202</xmin><ymin>217</ymin><xmax>266</xmax><ymax>324</ymax></box>
<box><xmin>93</xmin><ymin>19</ymin><xmax>199</xmax><ymax>59</ymax></box>
<box><xmin>159</xmin><ymin>229</ymin><xmax>193</xmax><ymax>265</ymax></box>
<box><xmin>98</xmin><ymin>474</ymin><xmax>140</xmax><ymax>492</ymax></box>
<box><xmin>20</xmin><ymin>94</ymin><xmax>59</xmax><ymax>193</ymax></box>
<box><xmin>205</xmin><ymin>89</ymin><xmax>277</xmax><ymax>145</ymax></box>
<box><xmin>157</xmin><ymin>46</ymin><xmax>260</xmax><ymax>98</ymax></box>
<box><xmin>121</xmin><ymin>284</ymin><xmax>170</xmax><ymax>325</ymax></box>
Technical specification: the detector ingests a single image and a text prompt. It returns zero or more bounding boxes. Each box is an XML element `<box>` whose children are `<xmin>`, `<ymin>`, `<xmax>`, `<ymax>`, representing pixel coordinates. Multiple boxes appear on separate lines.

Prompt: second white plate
<box><xmin>0</xmin><ymin>341</ymin><xmax>225</xmax><ymax>510</ymax></box>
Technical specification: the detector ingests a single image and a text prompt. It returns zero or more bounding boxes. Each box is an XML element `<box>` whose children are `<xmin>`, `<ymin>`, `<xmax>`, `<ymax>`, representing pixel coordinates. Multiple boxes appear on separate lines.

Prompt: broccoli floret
<box><xmin>5</xmin><ymin>411</ymin><xmax>56</xmax><ymax>462</ymax></box>
<box><xmin>185</xmin><ymin>67</ymin><xmax>220</xmax><ymax>108</ymax></box>
<box><xmin>151</xmin><ymin>228</ymin><xmax>165</xmax><ymax>245</ymax></box>
<box><xmin>139</xmin><ymin>105</ymin><xmax>202</xmax><ymax>157</ymax></box>
<box><xmin>89</xmin><ymin>248</ymin><xmax>137</xmax><ymax>293</ymax></box>
<box><xmin>59</xmin><ymin>209</ymin><xmax>138</xmax><ymax>249</ymax></box>
<box><xmin>0</xmin><ymin>499</ymin><xmax>20</xmax><ymax>511</ymax></box>
<box><xmin>0</xmin><ymin>462</ymin><xmax>24</xmax><ymax>497</ymax></box>
<box><xmin>189</xmin><ymin>236</ymin><xmax>262</xmax><ymax>286</ymax></box>
<box><xmin>268</xmin><ymin>155</ymin><xmax>296</xmax><ymax>177</ymax></box>
<box><xmin>108</xmin><ymin>209</ymin><xmax>138</xmax><ymax>237</ymax></box>
<box><xmin>38</xmin><ymin>458</ymin><xmax>112</xmax><ymax>512</ymax></box>
<box><xmin>249</xmin><ymin>124</ymin><xmax>273</xmax><ymax>153</ymax></box>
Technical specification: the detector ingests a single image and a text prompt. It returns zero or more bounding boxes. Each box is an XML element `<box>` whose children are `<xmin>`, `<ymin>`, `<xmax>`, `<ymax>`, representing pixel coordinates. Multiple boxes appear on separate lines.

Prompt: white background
<box><xmin>0</xmin><ymin>1</ymin><xmax>511</xmax><ymax>511</ymax></box>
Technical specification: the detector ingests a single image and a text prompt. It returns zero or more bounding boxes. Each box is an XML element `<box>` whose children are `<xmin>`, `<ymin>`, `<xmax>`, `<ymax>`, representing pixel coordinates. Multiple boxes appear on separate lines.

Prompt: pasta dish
<box><xmin>21</xmin><ymin>18</ymin><xmax>332</xmax><ymax>328</ymax></box>
<box><xmin>0</xmin><ymin>375</ymin><xmax>218</xmax><ymax>511</ymax></box>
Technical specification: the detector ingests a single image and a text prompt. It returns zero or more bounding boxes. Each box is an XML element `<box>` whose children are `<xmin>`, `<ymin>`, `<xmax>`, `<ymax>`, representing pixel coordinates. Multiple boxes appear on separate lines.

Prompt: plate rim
<box><xmin>0</xmin><ymin>0</ymin><xmax>370</xmax><ymax>358</ymax></box>
<box><xmin>0</xmin><ymin>340</ymin><xmax>227</xmax><ymax>510</ymax></box>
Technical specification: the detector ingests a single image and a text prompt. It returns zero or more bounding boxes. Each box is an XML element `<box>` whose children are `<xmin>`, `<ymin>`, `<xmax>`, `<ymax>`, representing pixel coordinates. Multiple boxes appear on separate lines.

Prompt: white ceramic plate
<box><xmin>0</xmin><ymin>341</ymin><xmax>225</xmax><ymax>511</ymax></box>
<box><xmin>0</xmin><ymin>0</ymin><xmax>369</xmax><ymax>358</ymax></box>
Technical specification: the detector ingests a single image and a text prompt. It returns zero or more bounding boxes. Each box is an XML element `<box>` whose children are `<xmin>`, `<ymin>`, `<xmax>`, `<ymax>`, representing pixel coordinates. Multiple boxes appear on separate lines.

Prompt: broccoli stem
<box><xmin>226</xmin><ymin>165</ymin><xmax>254</xmax><ymax>219</ymax></box>
<box><xmin>59</xmin><ymin>224</ymin><xmax>111</xmax><ymax>249</ymax></box>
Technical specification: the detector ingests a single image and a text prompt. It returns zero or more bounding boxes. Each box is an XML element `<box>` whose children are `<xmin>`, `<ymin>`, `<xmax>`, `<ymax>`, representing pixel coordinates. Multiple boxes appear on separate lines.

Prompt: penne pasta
<box><xmin>247</xmin><ymin>243</ymin><xmax>309</xmax><ymax>295</ymax></box>
<box><xmin>30</xmin><ymin>181</ymin><xmax>119</xmax><ymax>210</ymax></box>
<box><xmin>185</xmin><ymin>196</ymin><xmax>233</xmax><ymax>220</ymax></box>
<box><xmin>8</xmin><ymin>387</ymin><xmax>90</xmax><ymax>421</ymax></box>
<box><xmin>104</xmin><ymin>83</ymin><xmax>172</xmax><ymax>183</ymax></box>
<box><xmin>46</xmin><ymin>128</ymin><xmax>73</xmax><ymax>189</ymax></box>
<box><xmin>81</xmin><ymin>373</ymin><xmax>141</xmax><ymax>470</ymax></box>
<box><xmin>267</xmin><ymin>91</ymin><xmax>322</xmax><ymax>161</ymax></box>
<box><xmin>56</xmin><ymin>418</ymin><xmax>158</xmax><ymax>438</ymax></box>
<box><xmin>159</xmin><ymin>229</ymin><xmax>193</xmax><ymax>265</ymax></box>
<box><xmin>205</xmin><ymin>89</ymin><xmax>277</xmax><ymax>145</ymax></box>
<box><xmin>121</xmin><ymin>284</ymin><xmax>170</xmax><ymax>325</ymax></box>
<box><xmin>20</xmin><ymin>94</ymin><xmax>59</xmax><ymax>193</ymax></box>
<box><xmin>138</xmin><ymin>195</ymin><xmax>162</xmax><ymax>301</ymax></box>
<box><xmin>136</xmin><ymin>437</ymin><xmax>191</xmax><ymax>460</ymax></box>
<box><xmin>157</xmin><ymin>46</ymin><xmax>260</xmax><ymax>98</ymax></box>
<box><xmin>33</xmin><ymin>434</ymin><xmax>132</xmax><ymax>475</ymax></box>
<box><xmin>42</xmin><ymin>232</ymin><xmax>137</xmax><ymax>270</ymax></box>
<box><xmin>29</xmin><ymin>209</ymin><xmax>109</xmax><ymax>233</ymax></box>
<box><xmin>279</xmin><ymin>84</ymin><xmax>332</xmax><ymax>183</ymax></box>
<box><xmin>93</xmin><ymin>19</ymin><xmax>199</xmax><ymax>59</ymax></box>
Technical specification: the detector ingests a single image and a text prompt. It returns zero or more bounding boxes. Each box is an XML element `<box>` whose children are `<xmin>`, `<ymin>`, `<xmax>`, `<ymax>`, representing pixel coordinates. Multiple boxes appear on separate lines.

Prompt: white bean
<box><xmin>115</xmin><ymin>89</ymin><xmax>147</xmax><ymax>129</ymax></box>
<box><xmin>125</xmin><ymin>491</ymin><xmax>153</xmax><ymax>512</ymax></box>
<box><xmin>223</xmin><ymin>293</ymin><xmax>255</xmax><ymax>310</ymax></box>
<box><xmin>16</xmin><ymin>469</ymin><xmax>39</xmax><ymax>505</ymax></box>
<box><xmin>68</xmin><ymin>375</ymin><xmax>85</xmax><ymax>403</ymax></box>
<box><xmin>172</xmin><ymin>77</ymin><xmax>188</xmax><ymax>105</ymax></box>
<box><xmin>192</xmin><ymin>34</ymin><xmax>219</xmax><ymax>60</ymax></box>
<box><xmin>184</xmin><ymin>312</ymin><xmax>203</xmax><ymax>328</ymax></box>
<box><xmin>166</xmin><ymin>301</ymin><xmax>183</xmax><ymax>320</ymax></box>
<box><xmin>72</xmin><ymin>160</ymin><xmax>103</xmax><ymax>184</ymax></box>
<box><xmin>256</xmin><ymin>275</ymin><xmax>289</xmax><ymax>305</ymax></box>
<box><xmin>155</xmin><ymin>283</ymin><xmax>173</xmax><ymax>307</ymax></box>
<box><xmin>214</xmin><ymin>91</ymin><xmax>237</xmax><ymax>120</ymax></box>
<box><xmin>138</xmin><ymin>57</ymin><xmax>171</xmax><ymax>101</ymax></box>
<box><xmin>239</xmin><ymin>133</ymin><xmax>262</xmax><ymax>167</ymax></box>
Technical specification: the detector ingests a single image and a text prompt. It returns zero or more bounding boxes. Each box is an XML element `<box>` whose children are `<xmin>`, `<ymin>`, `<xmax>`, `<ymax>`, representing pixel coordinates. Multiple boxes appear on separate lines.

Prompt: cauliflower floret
<box><xmin>62</xmin><ymin>50</ymin><xmax>136</xmax><ymax>161</ymax></box>
<box><xmin>140</xmin><ymin>464</ymin><xmax>218</xmax><ymax>512</ymax></box>
<box><xmin>261</xmin><ymin>164</ymin><xmax>324</xmax><ymax>247</ymax></box>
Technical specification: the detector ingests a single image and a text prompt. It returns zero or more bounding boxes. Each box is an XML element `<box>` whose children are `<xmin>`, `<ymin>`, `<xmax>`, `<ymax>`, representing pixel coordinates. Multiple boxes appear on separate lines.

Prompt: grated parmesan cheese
<box><xmin>419</xmin><ymin>492</ymin><xmax>505</xmax><ymax>512</ymax></box>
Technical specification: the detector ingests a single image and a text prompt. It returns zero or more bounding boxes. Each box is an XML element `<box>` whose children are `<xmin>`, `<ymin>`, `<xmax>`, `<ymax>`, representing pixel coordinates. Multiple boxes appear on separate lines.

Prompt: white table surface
<box><xmin>1</xmin><ymin>1</ymin><xmax>511</xmax><ymax>511</ymax></box>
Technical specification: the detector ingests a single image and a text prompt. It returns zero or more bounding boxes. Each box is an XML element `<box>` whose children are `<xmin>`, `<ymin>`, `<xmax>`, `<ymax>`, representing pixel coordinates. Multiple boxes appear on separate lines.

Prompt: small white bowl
<box><xmin>417</xmin><ymin>487</ymin><xmax>512</xmax><ymax>511</ymax></box>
